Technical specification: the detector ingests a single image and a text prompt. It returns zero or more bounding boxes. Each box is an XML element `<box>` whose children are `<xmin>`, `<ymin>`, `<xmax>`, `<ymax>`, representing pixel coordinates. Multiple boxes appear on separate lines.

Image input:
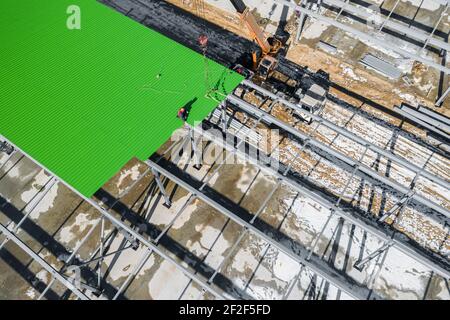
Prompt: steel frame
<box><xmin>227</xmin><ymin>93</ymin><xmax>450</xmax><ymax>222</ymax></box>
<box><xmin>324</xmin><ymin>0</ymin><xmax>450</xmax><ymax>52</ymax></box>
<box><xmin>232</xmin><ymin>85</ymin><xmax>449</xmax><ymax>269</ymax></box>
<box><xmin>292</xmin><ymin>0</ymin><xmax>450</xmax><ymax>105</ymax></box>
<box><xmin>193</xmin><ymin>112</ymin><xmax>450</xmax><ymax>280</ymax></box>
<box><xmin>1</xmin><ymin>108</ymin><xmax>447</xmax><ymax>300</ymax></box>
<box><xmin>0</xmin><ymin>135</ymin><xmax>228</xmax><ymax>300</ymax></box>
<box><xmin>0</xmin><ymin>222</ymin><xmax>90</xmax><ymax>300</ymax></box>
<box><xmin>395</xmin><ymin>106</ymin><xmax>450</xmax><ymax>140</ymax></box>
<box><xmin>324</xmin><ymin>94</ymin><xmax>449</xmax><ymax>157</ymax></box>
<box><xmin>144</xmin><ymin>111</ymin><xmax>449</xmax><ymax>299</ymax></box>
<box><xmin>1</xmin><ymin>80</ymin><xmax>449</xmax><ymax>300</ymax></box>
<box><xmin>277</xmin><ymin>0</ymin><xmax>450</xmax><ymax>74</ymax></box>
<box><xmin>2</xmin><ymin>127</ymin><xmax>312</xmax><ymax>300</ymax></box>
<box><xmin>208</xmin><ymin>111</ymin><xmax>448</xmax><ymax>297</ymax></box>
<box><xmin>145</xmin><ymin>159</ymin><xmax>376</xmax><ymax>300</ymax></box>
<box><xmin>0</xmin><ymin>0</ymin><xmax>447</xmax><ymax>301</ymax></box>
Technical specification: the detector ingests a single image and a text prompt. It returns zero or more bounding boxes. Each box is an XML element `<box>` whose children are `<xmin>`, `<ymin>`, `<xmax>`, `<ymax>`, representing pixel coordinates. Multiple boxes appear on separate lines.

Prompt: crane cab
<box><xmin>295</xmin><ymin>84</ymin><xmax>327</xmax><ymax>123</ymax></box>
<box><xmin>257</xmin><ymin>56</ymin><xmax>278</xmax><ymax>80</ymax></box>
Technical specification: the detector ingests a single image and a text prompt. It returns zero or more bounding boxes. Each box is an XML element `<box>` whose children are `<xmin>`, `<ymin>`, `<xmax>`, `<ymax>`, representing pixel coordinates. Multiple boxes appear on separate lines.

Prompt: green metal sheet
<box><xmin>0</xmin><ymin>0</ymin><xmax>243</xmax><ymax>196</ymax></box>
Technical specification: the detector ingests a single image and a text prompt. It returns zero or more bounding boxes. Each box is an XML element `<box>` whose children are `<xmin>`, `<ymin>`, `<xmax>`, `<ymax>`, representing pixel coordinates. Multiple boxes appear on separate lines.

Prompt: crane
<box><xmin>229</xmin><ymin>0</ymin><xmax>285</xmax><ymax>79</ymax></box>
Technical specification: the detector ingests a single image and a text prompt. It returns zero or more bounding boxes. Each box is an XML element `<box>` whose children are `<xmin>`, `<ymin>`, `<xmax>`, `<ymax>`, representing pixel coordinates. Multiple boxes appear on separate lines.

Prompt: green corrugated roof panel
<box><xmin>0</xmin><ymin>0</ymin><xmax>243</xmax><ymax>196</ymax></box>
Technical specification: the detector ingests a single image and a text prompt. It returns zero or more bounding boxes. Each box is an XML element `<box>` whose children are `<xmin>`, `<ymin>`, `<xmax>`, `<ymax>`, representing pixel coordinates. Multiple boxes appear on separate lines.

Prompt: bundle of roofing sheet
<box><xmin>0</xmin><ymin>0</ymin><xmax>243</xmax><ymax>197</ymax></box>
<box><xmin>360</xmin><ymin>54</ymin><xmax>402</xmax><ymax>79</ymax></box>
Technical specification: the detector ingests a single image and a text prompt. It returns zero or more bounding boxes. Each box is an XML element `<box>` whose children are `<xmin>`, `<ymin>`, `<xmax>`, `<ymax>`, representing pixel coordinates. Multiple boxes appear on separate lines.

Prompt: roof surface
<box><xmin>0</xmin><ymin>0</ymin><xmax>243</xmax><ymax>196</ymax></box>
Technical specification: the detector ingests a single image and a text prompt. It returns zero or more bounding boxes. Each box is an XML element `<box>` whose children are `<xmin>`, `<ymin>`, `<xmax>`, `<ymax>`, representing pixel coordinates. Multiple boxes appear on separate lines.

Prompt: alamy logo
<box><xmin>67</xmin><ymin>5</ymin><xmax>81</xmax><ymax>30</ymax></box>
<box><xmin>170</xmin><ymin>124</ymin><xmax>281</xmax><ymax>172</ymax></box>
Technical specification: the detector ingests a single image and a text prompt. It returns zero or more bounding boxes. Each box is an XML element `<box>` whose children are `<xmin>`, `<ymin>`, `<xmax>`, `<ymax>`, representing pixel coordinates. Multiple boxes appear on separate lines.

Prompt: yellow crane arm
<box><xmin>230</xmin><ymin>0</ymin><xmax>271</xmax><ymax>54</ymax></box>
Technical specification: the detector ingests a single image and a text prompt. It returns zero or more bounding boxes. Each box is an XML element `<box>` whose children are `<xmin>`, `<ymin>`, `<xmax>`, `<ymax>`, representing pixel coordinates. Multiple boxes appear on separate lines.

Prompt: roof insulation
<box><xmin>0</xmin><ymin>0</ymin><xmax>243</xmax><ymax>196</ymax></box>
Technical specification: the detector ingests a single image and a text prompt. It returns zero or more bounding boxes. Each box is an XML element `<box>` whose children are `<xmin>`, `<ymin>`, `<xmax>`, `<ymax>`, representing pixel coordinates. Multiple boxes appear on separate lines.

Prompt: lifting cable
<box><xmin>194</xmin><ymin>0</ymin><xmax>213</xmax><ymax>96</ymax></box>
<box><xmin>193</xmin><ymin>0</ymin><xmax>230</xmax><ymax>102</ymax></box>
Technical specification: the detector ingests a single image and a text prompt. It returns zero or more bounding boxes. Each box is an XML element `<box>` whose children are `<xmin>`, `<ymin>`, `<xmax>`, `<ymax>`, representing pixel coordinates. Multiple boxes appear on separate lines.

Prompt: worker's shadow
<box><xmin>182</xmin><ymin>97</ymin><xmax>197</xmax><ymax>118</ymax></box>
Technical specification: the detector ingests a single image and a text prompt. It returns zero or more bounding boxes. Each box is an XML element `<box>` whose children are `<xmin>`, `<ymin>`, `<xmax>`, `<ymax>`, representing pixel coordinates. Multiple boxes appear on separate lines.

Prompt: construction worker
<box><xmin>177</xmin><ymin>107</ymin><xmax>188</xmax><ymax>122</ymax></box>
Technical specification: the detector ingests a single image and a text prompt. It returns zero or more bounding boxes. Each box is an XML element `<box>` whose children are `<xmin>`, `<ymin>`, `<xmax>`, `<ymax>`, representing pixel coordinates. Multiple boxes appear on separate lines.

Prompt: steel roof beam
<box><xmin>227</xmin><ymin>94</ymin><xmax>450</xmax><ymax>221</ymax></box>
<box><xmin>0</xmin><ymin>222</ymin><xmax>90</xmax><ymax>300</ymax></box>
<box><xmin>275</xmin><ymin>0</ymin><xmax>450</xmax><ymax>74</ymax></box>
<box><xmin>323</xmin><ymin>0</ymin><xmax>450</xmax><ymax>52</ymax></box>
<box><xmin>145</xmin><ymin>158</ymin><xmax>378</xmax><ymax>300</ymax></box>
<box><xmin>0</xmin><ymin>135</ymin><xmax>227</xmax><ymax>301</ymax></box>
<box><xmin>397</xmin><ymin>105</ymin><xmax>450</xmax><ymax>139</ymax></box>
<box><xmin>192</xmin><ymin>122</ymin><xmax>450</xmax><ymax>279</ymax></box>
<box><xmin>241</xmin><ymin>80</ymin><xmax>450</xmax><ymax>191</ymax></box>
<box><xmin>67</xmin><ymin>193</ymin><xmax>227</xmax><ymax>300</ymax></box>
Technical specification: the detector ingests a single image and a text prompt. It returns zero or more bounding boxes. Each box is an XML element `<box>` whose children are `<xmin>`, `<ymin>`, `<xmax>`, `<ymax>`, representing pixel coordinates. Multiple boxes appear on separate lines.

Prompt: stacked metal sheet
<box><xmin>360</xmin><ymin>54</ymin><xmax>402</xmax><ymax>79</ymax></box>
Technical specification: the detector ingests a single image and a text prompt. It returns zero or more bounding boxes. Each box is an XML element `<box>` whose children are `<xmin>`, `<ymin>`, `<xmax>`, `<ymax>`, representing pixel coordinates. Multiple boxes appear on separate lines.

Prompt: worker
<box><xmin>177</xmin><ymin>107</ymin><xmax>189</xmax><ymax>122</ymax></box>
<box><xmin>198</xmin><ymin>34</ymin><xmax>208</xmax><ymax>51</ymax></box>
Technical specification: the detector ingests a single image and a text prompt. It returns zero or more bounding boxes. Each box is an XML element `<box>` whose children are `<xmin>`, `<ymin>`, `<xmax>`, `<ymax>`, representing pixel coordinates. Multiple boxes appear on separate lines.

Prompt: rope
<box><xmin>193</xmin><ymin>0</ymin><xmax>213</xmax><ymax>96</ymax></box>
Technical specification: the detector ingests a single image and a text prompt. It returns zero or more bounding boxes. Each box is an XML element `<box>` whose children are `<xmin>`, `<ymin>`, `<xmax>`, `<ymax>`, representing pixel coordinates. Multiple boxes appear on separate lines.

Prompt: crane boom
<box><xmin>230</xmin><ymin>0</ymin><xmax>272</xmax><ymax>54</ymax></box>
